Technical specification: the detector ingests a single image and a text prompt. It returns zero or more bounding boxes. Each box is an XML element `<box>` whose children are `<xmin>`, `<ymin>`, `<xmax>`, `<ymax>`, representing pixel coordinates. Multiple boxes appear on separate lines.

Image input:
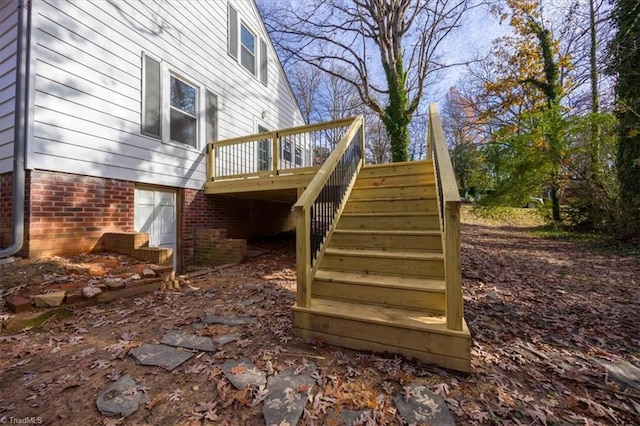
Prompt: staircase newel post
<box><xmin>296</xmin><ymin>207</ymin><xmax>311</xmax><ymax>308</ymax></box>
<box><xmin>445</xmin><ymin>201</ymin><xmax>463</xmax><ymax>331</ymax></box>
<box><xmin>359</xmin><ymin>116</ymin><xmax>365</xmax><ymax>166</ymax></box>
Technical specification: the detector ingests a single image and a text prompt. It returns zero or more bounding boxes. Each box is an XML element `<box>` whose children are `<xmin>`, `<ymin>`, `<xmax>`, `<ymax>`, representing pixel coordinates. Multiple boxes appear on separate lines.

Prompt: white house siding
<box><xmin>0</xmin><ymin>0</ymin><xmax>19</xmax><ymax>174</ymax></box>
<box><xmin>29</xmin><ymin>0</ymin><xmax>304</xmax><ymax>190</ymax></box>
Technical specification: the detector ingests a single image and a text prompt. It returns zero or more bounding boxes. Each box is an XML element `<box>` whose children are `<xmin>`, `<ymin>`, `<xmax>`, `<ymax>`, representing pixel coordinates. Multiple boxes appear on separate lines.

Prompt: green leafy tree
<box><xmin>476</xmin><ymin>1</ymin><xmax>571</xmax><ymax>221</ymax></box>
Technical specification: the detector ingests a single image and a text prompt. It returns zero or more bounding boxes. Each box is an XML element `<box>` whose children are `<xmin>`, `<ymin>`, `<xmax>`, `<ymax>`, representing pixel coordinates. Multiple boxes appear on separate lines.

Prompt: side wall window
<box><xmin>141</xmin><ymin>54</ymin><xmax>217</xmax><ymax>150</ymax></box>
<box><xmin>169</xmin><ymin>75</ymin><xmax>198</xmax><ymax>147</ymax></box>
<box><xmin>228</xmin><ymin>3</ymin><xmax>267</xmax><ymax>84</ymax></box>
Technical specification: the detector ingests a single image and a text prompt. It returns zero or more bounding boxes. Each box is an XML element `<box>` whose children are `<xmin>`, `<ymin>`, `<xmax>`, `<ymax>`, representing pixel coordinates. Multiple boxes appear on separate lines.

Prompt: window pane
<box><xmin>241</xmin><ymin>25</ymin><xmax>255</xmax><ymax>52</ymax></box>
<box><xmin>282</xmin><ymin>140</ymin><xmax>292</xmax><ymax>162</ymax></box>
<box><xmin>240</xmin><ymin>24</ymin><xmax>256</xmax><ymax>75</ymax></box>
<box><xmin>295</xmin><ymin>146</ymin><xmax>302</xmax><ymax>166</ymax></box>
<box><xmin>241</xmin><ymin>48</ymin><xmax>255</xmax><ymax>75</ymax></box>
<box><xmin>170</xmin><ymin>76</ymin><xmax>196</xmax><ymax>116</ymax></box>
<box><xmin>170</xmin><ymin>109</ymin><xmax>197</xmax><ymax>147</ymax></box>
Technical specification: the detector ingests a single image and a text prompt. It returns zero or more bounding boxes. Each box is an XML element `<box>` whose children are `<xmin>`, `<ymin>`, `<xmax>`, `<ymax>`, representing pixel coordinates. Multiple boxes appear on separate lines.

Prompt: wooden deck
<box><xmin>203</xmin><ymin>167</ymin><xmax>319</xmax><ymax>203</ymax></box>
<box><xmin>204</xmin><ymin>108</ymin><xmax>471</xmax><ymax>372</ymax></box>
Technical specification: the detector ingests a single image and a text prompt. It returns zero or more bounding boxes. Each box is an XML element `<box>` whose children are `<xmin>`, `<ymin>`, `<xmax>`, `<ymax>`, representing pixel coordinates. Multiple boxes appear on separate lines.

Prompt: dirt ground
<box><xmin>0</xmin><ymin>210</ymin><xmax>639</xmax><ymax>425</ymax></box>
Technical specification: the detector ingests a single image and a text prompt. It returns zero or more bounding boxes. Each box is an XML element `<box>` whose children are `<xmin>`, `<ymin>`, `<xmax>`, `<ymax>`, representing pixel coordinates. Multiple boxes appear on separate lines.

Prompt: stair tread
<box><xmin>333</xmin><ymin>228</ymin><xmax>441</xmax><ymax>236</ymax></box>
<box><xmin>315</xmin><ymin>270</ymin><xmax>445</xmax><ymax>292</ymax></box>
<box><xmin>359</xmin><ymin>161</ymin><xmax>434</xmax><ymax>178</ymax></box>
<box><xmin>348</xmin><ymin>196</ymin><xmax>437</xmax><ymax>202</ymax></box>
<box><xmin>324</xmin><ymin>247</ymin><xmax>444</xmax><ymax>260</ymax></box>
<box><xmin>341</xmin><ymin>212</ymin><xmax>438</xmax><ymax>217</ymax></box>
<box><xmin>353</xmin><ymin>183</ymin><xmax>429</xmax><ymax>190</ymax></box>
<box><xmin>295</xmin><ymin>297</ymin><xmax>468</xmax><ymax>336</ymax></box>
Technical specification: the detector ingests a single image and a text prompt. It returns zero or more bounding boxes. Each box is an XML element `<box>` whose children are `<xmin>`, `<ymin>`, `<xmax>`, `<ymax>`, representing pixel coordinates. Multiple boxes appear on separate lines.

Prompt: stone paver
<box><xmin>394</xmin><ymin>383</ymin><xmax>455</xmax><ymax>426</ymax></box>
<box><xmin>325</xmin><ymin>409</ymin><xmax>372</xmax><ymax>425</ymax></box>
<box><xmin>202</xmin><ymin>315</ymin><xmax>252</xmax><ymax>326</ymax></box>
<box><xmin>237</xmin><ymin>296</ymin><xmax>263</xmax><ymax>307</ymax></box>
<box><xmin>34</xmin><ymin>291</ymin><xmax>66</xmax><ymax>307</ymax></box>
<box><xmin>221</xmin><ymin>357</ymin><xmax>266</xmax><ymax>389</ymax></box>
<box><xmin>263</xmin><ymin>362</ymin><xmax>316</xmax><ymax>426</ymax></box>
<box><xmin>160</xmin><ymin>330</ymin><xmax>216</xmax><ymax>352</ymax></box>
<box><xmin>96</xmin><ymin>375</ymin><xmax>148</xmax><ymax>417</ymax></box>
<box><xmin>213</xmin><ymin>333</ymin><xmax>241</xmax><ymax>346</ymax></box>
<box><xmin>129</xmin><ymin>344</ymin><xmax>194</xmax><ymax>371</ymax></box>
<box><xmin>595</xmin><ymin>358</ymin><xmax>640</xmax><ymax>390</ymax></box>
<box><xmin>82</xmin><ymin>286</ymin><xmax>102</xmax><ymax>299</ymax></box>
<box><xmin>142</xmin><ymin>268</ymin><xmax>156</xmax><ymax>277</ymax></box>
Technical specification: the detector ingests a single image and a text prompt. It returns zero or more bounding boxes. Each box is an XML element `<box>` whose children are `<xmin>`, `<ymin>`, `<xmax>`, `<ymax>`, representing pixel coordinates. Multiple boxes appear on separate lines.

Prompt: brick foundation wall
<box><xmin>181</xmin><ymin>189</ymin><xmax>295</xmax><ymax>268</ymax></box>
<box><xmin>4</xmin><ymin>169</ymin><xmax>295</xmax><ymax>268</ymax></box>
<box><xmin>0</xmin><ymin>173</ymin><xmax>13</xmax><ymax>249</ymax></box>
<box><xmin>25</xmin><ymin>170</ymin><xmax>135</xmax><ymax>258</ymax></box>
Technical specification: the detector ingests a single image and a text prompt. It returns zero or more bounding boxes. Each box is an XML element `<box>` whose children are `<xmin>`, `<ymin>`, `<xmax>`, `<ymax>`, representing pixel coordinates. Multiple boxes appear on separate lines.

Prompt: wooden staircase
<box><xmin>292</xmin><ymin>161</ymin><xmax>471</xmax><ymax>372</ymax></box>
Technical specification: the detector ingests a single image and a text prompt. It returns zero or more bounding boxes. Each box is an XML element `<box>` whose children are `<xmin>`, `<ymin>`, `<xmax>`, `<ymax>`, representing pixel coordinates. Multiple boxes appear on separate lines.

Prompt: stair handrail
<box><xmin>427</xmin><ymin>103</ymin><xmax>463</xmax><ymax>331</ymax></box>
<box><xmin>294</xmin><ymin>115</ymin><xmax>365</xmax><ymax>308</ymax></box>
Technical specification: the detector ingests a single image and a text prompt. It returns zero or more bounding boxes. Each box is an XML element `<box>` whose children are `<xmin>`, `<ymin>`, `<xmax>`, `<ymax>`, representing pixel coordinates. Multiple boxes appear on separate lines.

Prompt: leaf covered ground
<box><xmin>0</xmin><ymin>208</ymin><xmax>638</xmax><ymax>425</ymax></box>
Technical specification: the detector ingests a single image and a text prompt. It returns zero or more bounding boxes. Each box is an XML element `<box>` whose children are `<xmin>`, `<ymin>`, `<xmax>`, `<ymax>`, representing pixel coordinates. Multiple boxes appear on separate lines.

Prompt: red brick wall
<box><xmin>25</xmin><ymin>170</ymin><xmax>135</xmax><ymax>258</ymax></box>
<box><xmin>193</xmin><ymin>228</ymin><xmax>247</xmax><ymax>266</ymax></box>
<box><xmin>181</xmin><ymin>189</ymin><xmax>295</xmax><ymax>268</ymax></box>
<box><xmin>0</xmin><ymin>172</ymin><xmax>13</xmax><ymax>248</ymax></box>
<box><xmin>4</xmin><ymin>169</ymin><xmax>294</xmax><ymax>267</ymax></box>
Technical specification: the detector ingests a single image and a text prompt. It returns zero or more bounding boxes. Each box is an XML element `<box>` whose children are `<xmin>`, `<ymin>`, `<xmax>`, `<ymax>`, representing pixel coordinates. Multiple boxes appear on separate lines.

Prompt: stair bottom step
<box><xmin>292</xmin><ymin>298</ymin><xmax>470</xmax><ymax>372</ymax></box>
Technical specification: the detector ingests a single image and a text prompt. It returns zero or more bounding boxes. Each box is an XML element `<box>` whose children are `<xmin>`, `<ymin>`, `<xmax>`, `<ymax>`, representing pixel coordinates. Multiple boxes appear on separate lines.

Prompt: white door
<box><xmin>134</xmin><ymin>188</ymin><xmax>177</xmax><ymax>267</ymax></box>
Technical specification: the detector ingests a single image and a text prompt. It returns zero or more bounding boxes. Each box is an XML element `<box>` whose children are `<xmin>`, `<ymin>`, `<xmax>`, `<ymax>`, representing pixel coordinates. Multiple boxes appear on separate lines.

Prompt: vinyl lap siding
<box><xmin>30</xmin><ymin>0</ymin><xmax>304</xmax><ymax>189</ymax></box>
<box><xmin>0</xmin><ymin>0</ymin><xmax>19</xmax><ymax>174</ymax></box>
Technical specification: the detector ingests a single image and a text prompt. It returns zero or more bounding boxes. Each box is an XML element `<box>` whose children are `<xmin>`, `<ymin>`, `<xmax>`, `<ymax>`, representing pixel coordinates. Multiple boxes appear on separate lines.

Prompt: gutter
<box><xmin>0</xmin><ymin>0</ymin><xmax>30</xmax><ymax>260</ymax></box>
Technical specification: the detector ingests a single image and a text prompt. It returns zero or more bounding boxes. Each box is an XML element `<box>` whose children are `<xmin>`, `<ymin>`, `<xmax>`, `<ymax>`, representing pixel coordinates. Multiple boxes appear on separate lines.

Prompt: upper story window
<box><xmin>240</xmin><ymin>24</ymin><xmax>256</xmax><ymax>76</ymax></box>
<box><xmin>228</xmin><ymin>4</ymin><xmax>268</xmax><ymax>86</ymax></box>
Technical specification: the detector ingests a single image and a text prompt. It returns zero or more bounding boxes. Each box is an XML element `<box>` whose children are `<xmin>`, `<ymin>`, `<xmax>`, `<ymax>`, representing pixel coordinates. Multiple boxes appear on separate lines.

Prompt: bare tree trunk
<box><xmin>589</xmin><ymin>0</ymin><xmax>601</xmax><ymax>181</ymax></box>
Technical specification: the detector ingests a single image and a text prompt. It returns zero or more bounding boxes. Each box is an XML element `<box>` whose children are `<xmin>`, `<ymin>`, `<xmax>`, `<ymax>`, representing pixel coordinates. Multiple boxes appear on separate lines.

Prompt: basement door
<box><xmin>134</xmin><ymin>188</ymin><xmax>177</xmax><ymax>268</ymax></box>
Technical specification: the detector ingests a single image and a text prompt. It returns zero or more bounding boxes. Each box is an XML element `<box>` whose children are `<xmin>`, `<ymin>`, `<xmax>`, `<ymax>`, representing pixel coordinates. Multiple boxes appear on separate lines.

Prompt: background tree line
<box><xmin>258</xmin><ymin>0</ymin><xmax>639</xmax><ymax>240</ymax></box>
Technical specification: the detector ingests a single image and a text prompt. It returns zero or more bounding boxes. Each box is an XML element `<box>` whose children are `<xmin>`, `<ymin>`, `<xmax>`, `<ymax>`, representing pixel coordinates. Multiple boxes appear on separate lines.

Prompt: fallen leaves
<box><xmin>0</xmin><ymin>223</ymin><xmax>638</xmax><ymax>424</ymax></box>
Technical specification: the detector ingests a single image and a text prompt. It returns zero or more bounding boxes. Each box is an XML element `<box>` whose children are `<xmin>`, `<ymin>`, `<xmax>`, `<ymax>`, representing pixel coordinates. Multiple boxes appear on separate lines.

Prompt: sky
<box><xmin>256</xmin><ymin>0</ymin><xmax>510</xmax><ymax>109</ymax></box>
<box><xmin>431</xmin><ymin>3</ymin><xmax>509</xmax><ymax>103</ymax></box>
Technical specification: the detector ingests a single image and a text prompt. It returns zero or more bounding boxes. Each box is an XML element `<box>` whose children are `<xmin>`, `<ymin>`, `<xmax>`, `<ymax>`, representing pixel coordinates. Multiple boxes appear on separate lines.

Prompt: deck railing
<box><xmin>294</xmin><ymin>116</ymin><xmax>365</xmax><ymax>308</ymax></box>
<box><xmin>427</xmin><ymin>103</ymin><xmax>463</xmax><ymax>331</ymax></box>
<box><xmin>206</xmin><ymin>118</ymin><xmax>353</xmax><ymax>181</ymax></box>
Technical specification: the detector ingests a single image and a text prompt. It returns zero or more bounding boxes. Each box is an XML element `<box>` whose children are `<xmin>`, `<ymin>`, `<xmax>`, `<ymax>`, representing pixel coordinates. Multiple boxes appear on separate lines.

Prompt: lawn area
<box><xmin>0</xmin><ymin>209</ymin><xmax>638</xmax><ymax>425</ymax></box>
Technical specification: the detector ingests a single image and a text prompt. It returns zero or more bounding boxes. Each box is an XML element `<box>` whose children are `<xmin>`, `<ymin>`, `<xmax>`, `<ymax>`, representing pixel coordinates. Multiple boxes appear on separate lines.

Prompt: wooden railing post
<box><xmin>360</xmin><ymin>121</ymin><xmax>366</xmax><ymax>166</ymax></box>
<box><xmin>426</xmin><ymin>120</ymin><xmax>434</xmax><ymax>162</ymax></box>
<box><xmin>296</xmin><ymin>207</ymin><xmax>311</xmax><ymax>308</ymax></box>
<box><xmin>272</xmin><ymin>132</ymin><xmax>279</xmax><ymax>175</ymax></box>
<box><xmin>206</xmin><ymin>143</ymin><xmax>215</xmax><ymax>182</ymax></box>
<box><xmin>445</xmin><ymin>201</ymin><xmax>463</xmax><ymax>331</ymax></box>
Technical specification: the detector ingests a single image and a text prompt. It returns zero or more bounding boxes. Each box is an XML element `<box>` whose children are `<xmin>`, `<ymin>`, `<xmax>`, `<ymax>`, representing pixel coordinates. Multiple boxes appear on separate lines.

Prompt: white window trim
<box><xmin>160</xmin><ymin>63</ymin><xmax>206</xmax><ymax>151</ymax></box>
<box><xmin>240</xmin><ymin>20</ymin><xmax>257</xmax><ymax>77</ymax></box>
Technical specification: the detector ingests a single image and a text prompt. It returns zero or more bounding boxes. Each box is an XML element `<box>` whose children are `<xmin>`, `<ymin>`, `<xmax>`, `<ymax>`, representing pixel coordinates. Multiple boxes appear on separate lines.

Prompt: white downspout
<box><xmin>0</xmin><ymin>0</ymin><xmax>30</xmax><ymax>260</ymax></box>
